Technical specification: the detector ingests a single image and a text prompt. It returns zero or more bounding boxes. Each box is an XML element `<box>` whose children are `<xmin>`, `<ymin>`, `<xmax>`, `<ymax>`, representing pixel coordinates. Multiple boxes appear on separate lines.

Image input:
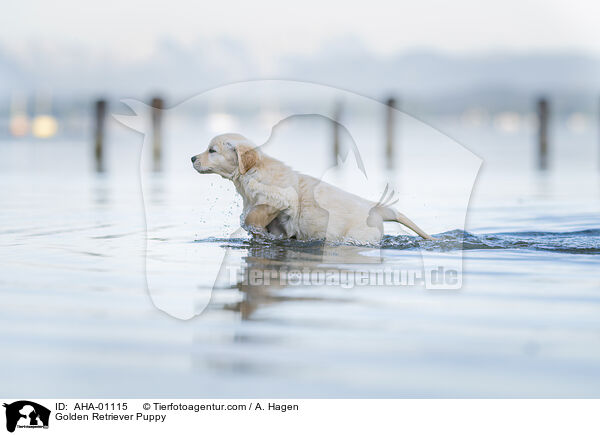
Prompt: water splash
<box><xmin>197</xmin><ymin>229</ymin><xmax>600</xmax><ymax>255</ymax></box>
<box><xmin>383</xmin><ymin>229</ymin><xmax>600</xmax><ymax>254</ymax></box>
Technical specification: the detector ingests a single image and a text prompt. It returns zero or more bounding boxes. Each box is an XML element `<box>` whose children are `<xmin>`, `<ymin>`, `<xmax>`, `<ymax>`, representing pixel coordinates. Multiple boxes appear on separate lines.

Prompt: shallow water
<box><xmin>200</xmin><ymin>228</ymin><xmax>600</xmax><ymax>254</ymax></box>
<box><xmin>1</xmin><ymin>115</ymin><xmax>600</xmax><ymax>398</ymax></box>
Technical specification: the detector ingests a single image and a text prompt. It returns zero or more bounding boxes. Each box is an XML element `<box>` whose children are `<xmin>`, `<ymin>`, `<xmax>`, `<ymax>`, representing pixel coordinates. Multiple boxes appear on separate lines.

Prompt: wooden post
<box><xmin>385</xmin><ymin>97</ymin><xmax>397</xmax><ymax>169</ymax></box>
<box><xmin>151</xmin><ymin>97</ymin><xmax>164</xmax><ymax>171</ymax></box>
<box><xmin>332</xmin><ymin>101</ymin><xmax>342</xmax><ymax>165</ymax></box>
<box><xmin>94</xmin><ymin>99</ymin><xmax>106</xmax><ymax>172</ymax></box>
<box><xmin>537</xmin><ymin>98</ymin><xmax>549</xmax><ymax>170</ymax></box>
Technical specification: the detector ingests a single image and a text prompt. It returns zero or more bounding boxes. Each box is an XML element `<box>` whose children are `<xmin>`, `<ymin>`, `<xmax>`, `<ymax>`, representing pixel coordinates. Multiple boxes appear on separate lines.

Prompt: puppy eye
<box><xmin>209</xmin><ymin>148</ymin><xmax>216</xmax><ymax>153</ymax></box>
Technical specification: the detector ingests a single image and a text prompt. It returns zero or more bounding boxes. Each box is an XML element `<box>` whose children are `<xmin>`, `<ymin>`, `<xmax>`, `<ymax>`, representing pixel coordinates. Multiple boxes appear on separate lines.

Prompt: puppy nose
<box><xmin>191</xmin><ymin>156</ymin><xmax>197</xmax><ymax>163</ymax></box>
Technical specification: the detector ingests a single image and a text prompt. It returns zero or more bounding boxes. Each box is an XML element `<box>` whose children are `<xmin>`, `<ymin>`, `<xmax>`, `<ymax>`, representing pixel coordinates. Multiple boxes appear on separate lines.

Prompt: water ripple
<box><xmin>196</xmin><ymin>229</ymin><xmax>600</xmax><ymax>255</ymax></box>
<box><xmin>382</xmin><ymin>229</ymin><xmax>600</xmax><ymax>254</ymax></box>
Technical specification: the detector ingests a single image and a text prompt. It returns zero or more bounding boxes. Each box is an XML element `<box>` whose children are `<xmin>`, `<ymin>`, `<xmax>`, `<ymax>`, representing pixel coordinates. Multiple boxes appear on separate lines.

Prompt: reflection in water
<box><xmin>208</xmin><ymin>227</ymin><xmax>600</xmax><ymax>320</ymax></box>
<box><xmin>148</xmin><ymin>174</ymin><xmax>167</xmax><ymax>205</ymax></box>
<box><xmin>92</xmin><ymin>173</ymin><xmax>110</xmax><ymax>206</ymax></box>
<box><xmin>216</xmin><ymin>240</ymin><xmax>384</xmax><ymax>320</ymax></box>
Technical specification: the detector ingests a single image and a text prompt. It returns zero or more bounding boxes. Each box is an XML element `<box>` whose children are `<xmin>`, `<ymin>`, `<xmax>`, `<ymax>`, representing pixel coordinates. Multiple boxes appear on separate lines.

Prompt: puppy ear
<box><xmin>235</xmin><ymin>144</ymin><xmax>259</xmax><ymax>174</ymax></box>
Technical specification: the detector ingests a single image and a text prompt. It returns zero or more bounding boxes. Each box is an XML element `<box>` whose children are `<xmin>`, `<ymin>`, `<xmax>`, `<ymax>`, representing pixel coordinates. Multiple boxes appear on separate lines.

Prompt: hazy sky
<box><xmin>2</xmin><ymin>0</ymin><xmax>599</xmax><ymax>98</ymax></box>
<box><xmin>3</xmin><ymin>0</ymin><xmax>600</xmax><ymax>60</ymax></box>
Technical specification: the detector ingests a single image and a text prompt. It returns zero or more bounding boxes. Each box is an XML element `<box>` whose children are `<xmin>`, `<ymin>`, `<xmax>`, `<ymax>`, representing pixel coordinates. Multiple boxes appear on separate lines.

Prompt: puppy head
<box><xmin>191</xmin><ymin>133</ymin><xmax>259</xmax><ymax>178</ymax></box>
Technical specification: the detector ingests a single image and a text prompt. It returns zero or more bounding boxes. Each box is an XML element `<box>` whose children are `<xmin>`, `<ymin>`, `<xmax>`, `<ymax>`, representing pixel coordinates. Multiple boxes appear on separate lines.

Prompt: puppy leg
<box><xmin>266</xmin><ymin>214</ymin><xmax>288</xmax><ymax>237</ymax></box>
<box><xmin>244</xmin><ymin>204</ymin><xmax>281</xmax><ymax>236</ymax></box>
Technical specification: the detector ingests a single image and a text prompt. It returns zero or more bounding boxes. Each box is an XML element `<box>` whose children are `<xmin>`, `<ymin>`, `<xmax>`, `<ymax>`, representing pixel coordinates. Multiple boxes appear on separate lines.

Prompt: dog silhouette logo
<box><xmin>115</xmin><ymin>81</ymin><xmax>481</xmax><ymax>319</ymax></box>
<box><xmin>3</xmin><ymin>401</ymin><xmax>50</xmax><ymax>432</ymax></box>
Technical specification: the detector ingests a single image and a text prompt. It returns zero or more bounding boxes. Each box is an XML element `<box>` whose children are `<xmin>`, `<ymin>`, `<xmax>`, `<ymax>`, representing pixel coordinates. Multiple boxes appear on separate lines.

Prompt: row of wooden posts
<box><xmin>94</xmin><ymin>97</ymin><xmax>164</xmax><ymax>172</ymax></box>
<box><xmin>93</xmin><ymin>96</ymin><xmax>555</xmax><ymax>172</ymax></box>
<box><xmin>334</xmin><ymin>97</ymin><xmax>554</xmax><ymax>170</ymax></box>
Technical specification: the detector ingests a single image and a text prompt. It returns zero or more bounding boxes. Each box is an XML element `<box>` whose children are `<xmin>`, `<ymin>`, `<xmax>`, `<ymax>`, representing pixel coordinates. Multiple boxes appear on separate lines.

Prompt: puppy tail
<box><xmin>379</xmin><ymin>207</ymin><xmax>435</xmax><ymax>241</ymax></box>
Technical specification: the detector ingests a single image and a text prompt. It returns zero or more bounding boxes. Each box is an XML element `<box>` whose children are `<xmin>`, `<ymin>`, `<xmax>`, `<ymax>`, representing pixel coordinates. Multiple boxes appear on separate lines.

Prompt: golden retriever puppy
<box><xmin>191</xmin><ymin>133</ymin><xmax>434</xmax><ymax>243</ymax></box>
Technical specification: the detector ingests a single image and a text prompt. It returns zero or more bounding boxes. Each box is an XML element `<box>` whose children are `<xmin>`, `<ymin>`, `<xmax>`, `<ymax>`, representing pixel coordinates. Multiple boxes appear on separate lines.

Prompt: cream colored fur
<box><xmin>192</xmin><ymin>133</ymin><xmax>434</xmax><ymax>243</ymax></box>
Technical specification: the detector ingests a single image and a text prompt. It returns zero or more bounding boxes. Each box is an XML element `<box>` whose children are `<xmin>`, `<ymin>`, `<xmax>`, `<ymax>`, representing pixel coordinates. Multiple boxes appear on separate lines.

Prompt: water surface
<box><xmin>1</xmin><ymin>119</ymin><xmax>599</xmax><ymax>397</ymax></box>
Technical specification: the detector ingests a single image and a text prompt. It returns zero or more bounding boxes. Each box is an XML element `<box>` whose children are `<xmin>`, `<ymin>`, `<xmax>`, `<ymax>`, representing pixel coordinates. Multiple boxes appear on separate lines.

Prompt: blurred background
<box><xmin>1</xmin><ymin>0</ymin><xmax>599</xmax><ymax>144</ymax></box>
